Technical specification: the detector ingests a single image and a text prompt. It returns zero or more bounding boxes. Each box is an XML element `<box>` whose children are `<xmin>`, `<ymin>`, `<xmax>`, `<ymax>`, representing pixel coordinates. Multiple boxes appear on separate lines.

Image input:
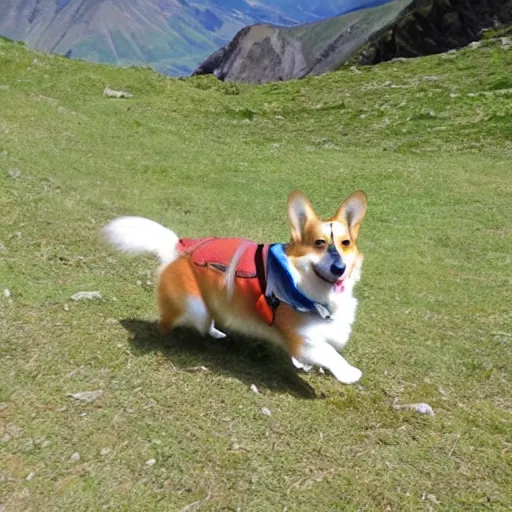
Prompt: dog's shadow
<box><xmin>120</xmin><ymin>319</ymin><xmax>317</xmax><ymax>399</ymax></box>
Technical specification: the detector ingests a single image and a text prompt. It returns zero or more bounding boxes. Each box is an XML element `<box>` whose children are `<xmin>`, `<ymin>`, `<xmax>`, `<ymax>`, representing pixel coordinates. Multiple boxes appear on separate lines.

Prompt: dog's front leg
<box><xmin>291</xmin><ymin>357</ymin><xmax>313</xmax><ymax>372</ymax></box>
<box><xmin>297</xmin><ymin>338</ymin><xmax>362</xmax><ymax>384</ymax></box>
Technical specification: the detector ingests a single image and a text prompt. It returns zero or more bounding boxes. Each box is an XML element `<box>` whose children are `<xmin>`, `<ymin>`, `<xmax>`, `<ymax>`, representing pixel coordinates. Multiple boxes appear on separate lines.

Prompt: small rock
<box><xmin>69</xmin><ymin>452</ymin><xmax>80</xmax><ymax>463</ymax></box>
<box><xmin>70</xmin><ymin>291</ymin><xmax>102</xmax><ymax>301</ymax></box>
<box><xmin>185</xmin><ymin>365</ymin><xmax>209</xmax><ymax>372</ymax></box>
<box><xmin>425</xmin><ymin>493</ymin><xmax>440</xmax><ymax>505</ymax></box>
<box><xmin>23</xmin><ymin>438</ymin><xmax>34</xmax><ymax>451</ymax></box>
<box><xmin>230</xmin><ymin>441</ymin><xmax>250</xmax><ymax>452</ymax></box>
<box><xmin>3</xmin><ymin>288</ymin><xmax>11</xmax><ymax>298</ymax></box>
<box><xmin>7</xmin><ymin>168</ymin><xmax>21</xmax><ymax>179</ymax></box>
<box><xmin>230</xmin><ymin>441</ymin><xmax>241</xmax><ymax>451</ymax></box>
<box><xmin>6</xmin><ymin>424</ymin><xmax>24</xmax><ymax>438</ymax></box>
<box><xmin>78</xmin><ymin>412</ymin><xmax>87</xmax><ymax>417</ymax></box>
<box><xmin>103</xmin><ymin>87</ymin><xmax>133</xmax><ymax>99</ymax></box>
<box><xmin>145</xmin><ymin>458</ymin><xmax>156</xmax><ymax>466</ymax></box>
<box><xmin>67</xmin><ymin>390</ymin><xmax>103</xmax><ymax>403</ymax></box>
<box><xmin>100</xmin><ymin>447</ymin><xmax>111</xmax><ymax>456</ymax></box>
<box><xmin>393</xmin><ymin>402</ymin><xmax>435</xmax><ymax>416</ymax></box>
<box><xmin>26</xmin><ymin>471</ymin><xmax>36</xmax><ymax>481</ymax></box>
<box><xmin>41</xmin><ymin>440</ymin><xmax>51</xmax><ymax>448</ymax></box>
<box><xmin>63</xmin><ymin>304</ymin><xmax>69</xmax><ymax>311</ymax></box>
<box><xmin>57</xmin><ymin>105</ymin><xmax>75</xmax><ymax>115</ymax></box>
<box><xmin>260</xmin><ymin>407</ymin><xmax>271</xmax><ymax>417</ymax></box>
<box><xmin>250</xmin><ymin>384</ymin><xmax>259</xmax><ymax>394</ymax></box>
<box><xmin>0</xmin><ymin>403</ymin><xmax>8</xmax><ymax>410</ymax></box>
<box><xmin>414</xmin><ymin>403</ymin><xmax>435</xmax><ymax>415</ymax></box>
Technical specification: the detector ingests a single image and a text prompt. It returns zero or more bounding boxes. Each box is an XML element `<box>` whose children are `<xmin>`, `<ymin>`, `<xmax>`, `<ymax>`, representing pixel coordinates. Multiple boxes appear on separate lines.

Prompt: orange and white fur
<box><xmin>104</xmin><ymin>190</ymin><xmax>367</xmax><ymax>384</ymax></box>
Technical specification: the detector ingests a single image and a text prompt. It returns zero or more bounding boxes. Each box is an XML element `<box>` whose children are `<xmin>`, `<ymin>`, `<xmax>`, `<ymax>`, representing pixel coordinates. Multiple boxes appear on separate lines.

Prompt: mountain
<box><xmin>359</xmin><ymin>0</ymin><xmax>512</xmax><ymax>64</ymax></box>
<box><xmin>193</xmin><ymin>0</ymin><xmax>413</xmax><ymax>81</ymax></box>
<box><xmin>194</xmin><ymin>0</ymin><xmax>512</xmax><ymax>83</ymax></box>
<box><xmin>0</xmin><ymin>0</ymin><xmax>392</xmax><ymax>75</ymax></box>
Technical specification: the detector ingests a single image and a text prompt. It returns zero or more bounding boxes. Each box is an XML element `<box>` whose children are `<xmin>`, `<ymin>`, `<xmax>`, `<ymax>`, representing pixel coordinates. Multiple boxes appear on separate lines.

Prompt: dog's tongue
<box><xmin>334</xmin><ymin>279</ymin><xmax>345</xmax><ymax>293</ymax></box>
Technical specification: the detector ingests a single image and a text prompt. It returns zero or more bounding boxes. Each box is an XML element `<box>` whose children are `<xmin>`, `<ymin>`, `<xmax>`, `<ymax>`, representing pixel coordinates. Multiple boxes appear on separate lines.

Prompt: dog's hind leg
<box><xmin>158</xmin><ymin>258</ymin><xmax>215</xmax><ymax>336</ymax></box>
<box><xmin>208</xmin><ymin>321</ymin><xmax>227</xmax><ymax>339</ymax></box>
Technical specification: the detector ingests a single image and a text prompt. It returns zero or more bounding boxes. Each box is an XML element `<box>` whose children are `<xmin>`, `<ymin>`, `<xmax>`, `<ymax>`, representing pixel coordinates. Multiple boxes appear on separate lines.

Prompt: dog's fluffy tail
<box><xmin>103</xmin><ymin>216</ymin><xmax>180</xmax><ymax>267</ymax></box>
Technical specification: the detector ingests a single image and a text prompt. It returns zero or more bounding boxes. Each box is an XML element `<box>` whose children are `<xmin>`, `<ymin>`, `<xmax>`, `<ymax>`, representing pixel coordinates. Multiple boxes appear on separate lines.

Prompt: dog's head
<box><xmin>285</xmin><ymin>190</ymin><xmax>367</xmax><ymax>303</ymax></box>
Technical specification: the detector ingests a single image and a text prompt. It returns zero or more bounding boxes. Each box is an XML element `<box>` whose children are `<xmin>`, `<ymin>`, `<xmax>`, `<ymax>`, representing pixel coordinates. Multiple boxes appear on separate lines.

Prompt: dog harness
<box><xmin>178</xmin><ymin>237</ymin><xmax>275</xmax><ymax>324</ymax></box>
<box><xmin>177</xmin><ymin>237</ymin><xmax>333</xmax><ymax>325</ymax></box>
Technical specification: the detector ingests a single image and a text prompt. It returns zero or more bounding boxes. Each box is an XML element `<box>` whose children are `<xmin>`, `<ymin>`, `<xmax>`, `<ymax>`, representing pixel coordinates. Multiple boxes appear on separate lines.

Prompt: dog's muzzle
<box><xmin>313</xmin><ymin>245</ymin><xmax>346</xmax><ymax>284</ymax></box>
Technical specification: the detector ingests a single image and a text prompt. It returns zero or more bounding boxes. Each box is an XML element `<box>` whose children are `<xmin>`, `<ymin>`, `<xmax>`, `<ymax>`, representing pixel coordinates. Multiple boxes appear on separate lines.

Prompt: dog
<box><xmin>103</xmin><ymin>190</ymin><xmax>367</xmax><ymax>384</ymax></box>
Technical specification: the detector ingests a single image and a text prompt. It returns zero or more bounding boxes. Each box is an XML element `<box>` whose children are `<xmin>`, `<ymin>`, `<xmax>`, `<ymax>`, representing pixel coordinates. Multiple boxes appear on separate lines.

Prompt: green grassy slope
<box><xmin>1</xmin><ymin>36</ymin><xmax>511</xmax><ymax>510</ymax></box>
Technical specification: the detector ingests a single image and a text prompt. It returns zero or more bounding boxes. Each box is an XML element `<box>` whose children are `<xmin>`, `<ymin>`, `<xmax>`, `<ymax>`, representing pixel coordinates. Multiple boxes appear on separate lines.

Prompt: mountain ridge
<box><xmin>194</xmin><ymin>0</ymin><xmax>512</xmax><ymax>83</ymax></box>
<box><xmin>0</xmin><ymin>0</ymin><xmax>391</xmax><ymax>75</ymax></box>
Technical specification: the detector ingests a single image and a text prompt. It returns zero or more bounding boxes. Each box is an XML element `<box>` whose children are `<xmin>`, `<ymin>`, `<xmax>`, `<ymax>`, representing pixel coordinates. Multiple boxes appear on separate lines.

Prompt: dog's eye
<box><xmin>314</xmin><ymin>239</ymin><xmax>327</xmax><ymax>248</ymax></box>
<box><xmin>341</xmin><ymin>239</ymin><xmax>351</xmax><ymax>247</ymax></box>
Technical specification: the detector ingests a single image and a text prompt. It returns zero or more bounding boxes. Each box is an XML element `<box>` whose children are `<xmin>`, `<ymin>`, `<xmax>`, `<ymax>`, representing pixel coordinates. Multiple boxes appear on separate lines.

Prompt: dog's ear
<box><xmin>336</xmin><ymin>191</ymin><xmax>367</xmax><ymax>241</ymax></box>
<box><xmin>288</xmin><ymin>191</ymin><xmax>318</xmax><ymax>242</ymax></box>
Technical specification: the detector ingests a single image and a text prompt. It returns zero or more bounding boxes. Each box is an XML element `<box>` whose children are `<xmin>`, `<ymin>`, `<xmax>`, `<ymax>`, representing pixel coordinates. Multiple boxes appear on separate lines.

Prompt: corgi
<box><xmin>103</xmin><ymin>190</ymin><xmax>367</xmax><ymax>384</ymax></box>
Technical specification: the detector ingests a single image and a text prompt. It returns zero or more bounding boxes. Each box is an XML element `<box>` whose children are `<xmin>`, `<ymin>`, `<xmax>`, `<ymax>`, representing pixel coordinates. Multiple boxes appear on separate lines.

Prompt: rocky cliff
<box><xmin>193</xmin><ymin>0</ymin><xmax>512</xmax><ymax>83</ymax></box>
<box><xmin>359</xmin><ymin>0</ymin><xmax>512</xmax><ymax>64</ymax></box>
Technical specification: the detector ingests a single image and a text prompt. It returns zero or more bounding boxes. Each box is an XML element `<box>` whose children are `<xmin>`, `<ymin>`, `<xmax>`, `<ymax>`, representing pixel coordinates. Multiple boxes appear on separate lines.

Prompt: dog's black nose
<box><xmin>330</xmin><ymin>262</ymin><xmax>345</xmax><ymax>277</ymax></box>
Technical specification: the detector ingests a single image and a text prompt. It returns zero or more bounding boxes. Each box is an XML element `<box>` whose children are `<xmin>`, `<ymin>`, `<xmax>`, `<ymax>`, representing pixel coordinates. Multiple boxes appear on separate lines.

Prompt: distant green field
<box><xmin>1</xmin><ymin>36</ymin><xmax>511</xmax><ymax>510</ymax></box>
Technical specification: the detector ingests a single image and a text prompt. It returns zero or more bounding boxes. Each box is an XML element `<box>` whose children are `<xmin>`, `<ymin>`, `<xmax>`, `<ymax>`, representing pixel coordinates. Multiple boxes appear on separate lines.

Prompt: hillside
<box><xmin>1</xmin><ymin>36</ymin><xmax>512</xmax><ymax>510</ymax></box>
<box><xmin>195</xmin><ymin>0</ymin><xmax>512</xmax><ymax>83</ymax></box>
<box><xmin>0</xmin><ymin>0</ymin><xmax>390</xmax><ymax>75</ymax></box>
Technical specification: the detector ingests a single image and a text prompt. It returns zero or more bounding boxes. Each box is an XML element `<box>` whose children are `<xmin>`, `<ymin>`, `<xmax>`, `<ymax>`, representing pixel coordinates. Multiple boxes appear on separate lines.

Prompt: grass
<box><xmin>0</xmin><ymin>35</ymin><xmax>511</xmax><ymax>510</ymax></box>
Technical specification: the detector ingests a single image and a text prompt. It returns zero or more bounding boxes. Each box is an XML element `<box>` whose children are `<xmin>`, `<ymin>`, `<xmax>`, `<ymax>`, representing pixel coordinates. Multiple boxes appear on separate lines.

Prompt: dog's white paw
<box><xmin>335</xmin><ymin>365</ymin><xmax>362</xmax><ymax>384</ymax></box>
<box><xmin>208</xmin><ymin>321</ymin><xmax>227</xmax><ymax>339</ymax></box>
<box><xmin>291</xmin><ymin>357</ymin><xmax>313</xmax><ymax>373</ymax></box>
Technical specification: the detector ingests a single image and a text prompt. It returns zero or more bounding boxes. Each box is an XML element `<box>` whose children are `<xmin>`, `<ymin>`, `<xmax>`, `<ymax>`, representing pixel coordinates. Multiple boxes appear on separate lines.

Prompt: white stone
<box><xmin>393</xmin><ymin>402</ymin><xmax>435</xmax><ymax>416</ymax></box>
<box><xmin>70</xmin><ymin>291</ymin><xmax>102</xmax><ymax>301</ymax></box>
<box><xmin>69</xmin><ymin>452</ymin><xmax>80</xmax><ymax>463</ymax></box>
<box><xmin>67</xmin><ymin>390</ymin><xmax>103</xmax><ymax>403</ymax></box>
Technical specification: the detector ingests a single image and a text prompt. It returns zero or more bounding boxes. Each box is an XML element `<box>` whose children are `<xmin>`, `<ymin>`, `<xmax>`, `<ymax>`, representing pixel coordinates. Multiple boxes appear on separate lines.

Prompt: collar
<box><xmin>265</xmin><ymin>243</ymin><xmax>333</xmax><ymax>319</ymax></box>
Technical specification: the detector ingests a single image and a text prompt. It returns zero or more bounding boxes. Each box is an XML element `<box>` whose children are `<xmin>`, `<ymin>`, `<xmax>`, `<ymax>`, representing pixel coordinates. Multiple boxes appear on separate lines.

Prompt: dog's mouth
<box><xmin>313</xmin><ymin>265</ymin><xmax>343</xmax><ymax>286</ymax></box>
